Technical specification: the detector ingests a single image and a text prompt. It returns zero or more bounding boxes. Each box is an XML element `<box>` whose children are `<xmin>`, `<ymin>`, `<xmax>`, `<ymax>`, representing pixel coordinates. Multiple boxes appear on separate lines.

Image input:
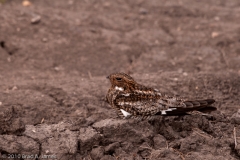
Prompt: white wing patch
<box><xmin>120</xmin><ymin>109</ymin><xmax>132</xmax><ymax>117</ymax></box>
<box><xmin>118</xmin><ymin>101</ymin><xmax>124</xmax><ymax>105</ymax></box>
<box><xmin>122</xmin><ymin>93</ymin><xmax>130</xmax><ymax>96</ymax></box>
<box><xmin>115</xmin><ymin>86</ymin><xmax>124</xmax><ymax>91</ymax></box>
<box><xmin>161</xmin><ymin>108</ymin><xmax>176</xmax><ymax>115</ymax></box>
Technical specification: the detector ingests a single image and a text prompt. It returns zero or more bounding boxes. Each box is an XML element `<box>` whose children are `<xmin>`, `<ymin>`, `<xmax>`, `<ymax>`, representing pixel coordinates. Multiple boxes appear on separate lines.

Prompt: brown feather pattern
<box><xmin>106</xmin><ymin>73</ymin><xmax>216</xmax><ymax>119</ymax></box>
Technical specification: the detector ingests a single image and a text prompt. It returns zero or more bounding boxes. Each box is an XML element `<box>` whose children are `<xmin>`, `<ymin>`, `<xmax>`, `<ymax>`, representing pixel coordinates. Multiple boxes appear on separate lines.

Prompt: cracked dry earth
<box><xmin>0</xmin><ymin>0</ymin><xmax>240</xmax><ymax>160</ymax></box>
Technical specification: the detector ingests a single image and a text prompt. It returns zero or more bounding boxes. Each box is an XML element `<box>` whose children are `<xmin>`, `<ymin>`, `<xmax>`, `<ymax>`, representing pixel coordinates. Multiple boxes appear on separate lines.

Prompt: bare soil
<box><xmin>0</xmin><ymin>0</ymin><xmax>240</xmax><ymax>159</ymax></box>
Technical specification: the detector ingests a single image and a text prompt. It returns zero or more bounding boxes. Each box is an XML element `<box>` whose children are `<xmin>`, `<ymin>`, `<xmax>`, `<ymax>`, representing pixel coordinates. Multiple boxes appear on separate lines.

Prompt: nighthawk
<box><xmin>106</xmin><ymin>73</ymin><xmax>216</xmax><ymax>120</ymax></box>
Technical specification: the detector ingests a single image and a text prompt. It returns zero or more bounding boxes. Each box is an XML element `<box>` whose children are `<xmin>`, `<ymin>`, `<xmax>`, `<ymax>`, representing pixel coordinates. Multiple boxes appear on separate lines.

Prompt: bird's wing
<box><xmin>114</xmin><ymin>93</ymin><xmax>170</xmax><ymax>118</ymax></box>
<box><xmin>156</xmin><ymin>98</ymin><xmax>216</xmax><ymax>116</ymax></box>
<box><xmin>114</xmin><ymin>92</ymin><xmax>216</xmax><ymax>118</ymax></box>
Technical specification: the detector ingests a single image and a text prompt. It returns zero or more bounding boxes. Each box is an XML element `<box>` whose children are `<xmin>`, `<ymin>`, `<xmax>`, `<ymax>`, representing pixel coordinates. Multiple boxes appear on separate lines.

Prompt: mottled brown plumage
<box><xmin>106</xmin><ymin>73</ymin><xmax>216</xmax><ymax>120</ymax></box>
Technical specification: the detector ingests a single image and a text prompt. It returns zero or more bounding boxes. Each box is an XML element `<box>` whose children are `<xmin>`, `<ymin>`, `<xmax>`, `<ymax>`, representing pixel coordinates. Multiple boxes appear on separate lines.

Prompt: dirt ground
<box><xmin>0</xmin><ymin>0</ymin><xmax>240</xmax><ymax>159</ymax></box>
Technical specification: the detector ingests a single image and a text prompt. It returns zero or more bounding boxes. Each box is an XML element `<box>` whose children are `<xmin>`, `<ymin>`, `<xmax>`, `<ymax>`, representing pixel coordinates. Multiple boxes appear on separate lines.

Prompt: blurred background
<box><xmin>1</xmin><ymin>0</ymin><xmax>240</xmax><ymax>77</ymax></box>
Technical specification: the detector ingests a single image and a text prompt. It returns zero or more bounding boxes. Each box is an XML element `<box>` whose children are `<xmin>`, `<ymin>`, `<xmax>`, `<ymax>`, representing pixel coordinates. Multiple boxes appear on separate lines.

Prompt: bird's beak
<box><xmin>106</xmin><ymin>76</ymin><xmax>109</xmax><ymax>79</ymax></box>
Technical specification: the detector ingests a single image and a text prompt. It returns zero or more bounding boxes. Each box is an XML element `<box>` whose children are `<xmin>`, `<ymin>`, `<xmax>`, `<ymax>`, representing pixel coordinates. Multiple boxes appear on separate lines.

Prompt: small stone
<box><xmin>214</xmin><ymin>16</ymin><xmax>220</xmax><ymax>21</ymax></box>
<box><xmin>104</xmin><ymin>142</ymin><xmax>120</xmax><ymax>153</ymax></box>
<box><xmin>42</xmin><ymin>38</ymin><xmax>48</xmax><ymax>42</ymax></box>
<box><xmin>22</xmin><ymin>0</ymin><xmax>31</xmax><ymax>6</ymax></box>
<box><xmin>138</xmin><ymin>142</ymin><xmax>151</xmax><ymax>157</ymax></box>
<box><xmin>54</xmin><ymin>66</ymin><xmax>60</xmax><ymax>71</ymax></box>
<box><xmin>183</xmin><ymin>72</ymin><xmax>188</xmax><ymax>76</ymax></box>
<box><xmin>153</xmin><ymin>134</ymin><xmax>167</xmax><ymax>149</ymax></box>
<box><xmin>150</xmin><ymin>148</ymin><xmax>179</xmax><ymax>159</ymax></box>
<box><xmin>121</xmin><ymin>141</ymin><xmax>134</xmax><ymax>151</ymax></box>
<box><xmin>103</xmin><ymin>2</ymin><xmax>110</xmax><ymax>7</ymax></box>
<box><xmin>79</xmin><ymin>127</ymin><xmax>101</xmax><ymax>152</ymax></box>
<box><xmin>31</xmin><ymin>15</ymin><xmax>41</xmax><ymax>24</ymax></box>
<box><xmin>90</xmin><ymin>146</ymin><xmax>104</xmax><ymax>160</ymax></box>
<box><xmin>12</xmin><ymin>86</ymin><xmax>18</xmax><ymax>90</ymax></box>
<box><xmin>211</xmin><ymin>32</ymin><xmax>220</xmax><ymax>38</ymax></box>
<box><xmin>231</xmin><ymin>109</ymin><xmax>240</xmax><ymax>124</ymax></box>
<box><xmin>139</xmin><ymin>8</ymin><xmax>148</xmax><ymax>14</ymax></box>
<box><xmin>0</xmin><ymin>102</ymin><xmax>2</xmax><ymax>106</ymax></box>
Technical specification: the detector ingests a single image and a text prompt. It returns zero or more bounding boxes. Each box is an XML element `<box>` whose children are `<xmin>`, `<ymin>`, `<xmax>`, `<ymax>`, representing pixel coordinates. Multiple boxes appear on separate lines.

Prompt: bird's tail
<box><xmin>157</xmin><ymin>99</ymin><xmax>216</xmax><ymax>116</ymax></box>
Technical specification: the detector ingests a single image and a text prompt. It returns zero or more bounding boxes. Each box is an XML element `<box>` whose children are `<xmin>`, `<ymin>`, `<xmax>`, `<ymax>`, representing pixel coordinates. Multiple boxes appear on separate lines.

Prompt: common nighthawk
<box><xmin>106</xmin><ymin>73</ymin><xmax>216</xmax><ymax>120</ymax></box>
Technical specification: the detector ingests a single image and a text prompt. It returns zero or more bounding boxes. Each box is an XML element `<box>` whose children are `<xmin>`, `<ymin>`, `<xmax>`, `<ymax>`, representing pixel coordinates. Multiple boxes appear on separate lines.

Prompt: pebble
<box><xmin>183</xmin><ymin>72</ymin><xmax>188</xmax><ymax>76</ymax></box>
<box><xmin>231</xmin><ymin>109</ymin><xmax>240</xmax><ymax>124</ymax></box>
<box><xmin>211</xmin><ymin>32</ymin><xmax>220</xmax><ymax>38</ymax></box>
<box><xmin>22</xmin><ymin>0</ymin><xmax>31</xmax><ymax>7</ymax></box>
<box><xmin>31</xmin><ymin>15</ymin><xmax>41</xmax><ymax>24</ymax></box>
<box><xmin>139</xmin><ymin>8</ymin><xmax>148</xmax><ymax>14</ymax></box>
<box><xmin>153</xmin><ymin>134</ymin><xmax>167</xmax><ymax>149</ymax></box>
<box><xmin>12</xmin><ymin>86</ymin><xmax>18</xmax><ymax>90</ymax></box>
<box><xmin>42</xmin><ymin>38</ymin><xmax>48</xmax><ymax>42</ymax></box>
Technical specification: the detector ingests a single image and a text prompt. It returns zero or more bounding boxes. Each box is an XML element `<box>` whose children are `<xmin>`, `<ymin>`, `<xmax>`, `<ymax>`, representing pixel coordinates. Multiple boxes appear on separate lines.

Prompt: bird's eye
<box><xmin>116</xmin><ymin>77</ymin><xmax>122</xmax><ymax>81</ymax></box>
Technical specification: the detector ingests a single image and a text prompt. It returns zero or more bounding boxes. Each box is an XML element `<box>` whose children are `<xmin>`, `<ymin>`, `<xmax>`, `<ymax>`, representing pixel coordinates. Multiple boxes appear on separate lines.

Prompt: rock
<box><xmin>231</xmin><ymin>109</ymin><xmax>240</xmax><ymax>125</ymax></box>
<box><xmin>179</xmin><ymin>133</ymin><xmax>203</xmax><ymax>153</ymax></box>
<box><xmin>22</xmin><ymin>0</ymin><xmax>31</xmax><ymax>6</ymax></box>
<box><xmin>23</xmin><ymin>122</ymin><xmax>78</xmax><ymax>159</ymax></box>
<box><xmin>90</xmin><ymin>146</ymin><xmax>104</xmax><ymax>160</ymax></box>
<box><xmin>41</xmin><ymin>128</ymin><xmax>78</xmax><ymax>154</ymax></box>
<box><xmin>92</xmin><ymin>118</ymin><xmax>126</xmax><ymax>132</ymax></box>
<box><xmin>78</xmin><ymin>126</ymin><xmax>101</xmax><ymax>153</ymax></box>
<box><xmin>0</xmin><ymin>117</ymin><xmax>25</xmax><ymax>134</ymax></box>
<box><xmin>42</xmin><ymin>38</ymin><xmax>48</xmax><ymax>42</ymax></box>
<box><xmin>0</xmin><ymin>135</ymin><xmax>39</xmax><ymax>155</ymax></box>
<box><xmin>153</xmin><ymin>134</ymin><xmax>167</xmax><ymax>149</ymax></box>
<box><xmin>24</xmin><ymin>124</ymin><xmax>54</xmax><ymax>141</ymax></box>
<box><xmin>121</xmin><ymin>141</ymin><xmax>134</xmax><ymax>152</ymax></box>
<box><xmin>182</xmin><ymin>115</ymin><xmax>213</xmax><ymax>133</ymax></box>
<box><xmin>92</xmin><ymin>118</ymin><xmax>154</xmax><ymax>143</ymax></box>
<box><xmin>104</xmin><ymin>142</ymin><xmax>120</xmax><ymax>153</ymax></box>
<box><xmin>31</xmin><ymin>15</ymin><xmax>41</xmax><ymax>24</ymax></box>
<box><xmin>138</xmin><ymin>142</ymin><xmax>152</xmax><ymax>158</ymax></box>
<box><xmin>24</xmin><ymin>122</ymin><xmax>72</xmax><ymax>142</ymax></box>
<box><xmin>0</xmin><ymin>107</ymin><xmax>25</xmax><ymax>134</ymax></box>
<box><xmin>149</xmin><ymin>148</ymin><xmax>180</xmax><ymax>160</ymax></box>
<box><xmin>139</xmin><ymin>8</ymin><xmax>148</xmax><ymax>14</ymax></box>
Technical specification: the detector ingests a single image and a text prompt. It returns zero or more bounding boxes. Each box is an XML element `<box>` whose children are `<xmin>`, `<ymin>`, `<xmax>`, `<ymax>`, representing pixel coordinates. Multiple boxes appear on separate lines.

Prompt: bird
<box><xmin>106</xmin><ymin>72</ymin><xmax>216</xmax><ymax>120</ymax></box>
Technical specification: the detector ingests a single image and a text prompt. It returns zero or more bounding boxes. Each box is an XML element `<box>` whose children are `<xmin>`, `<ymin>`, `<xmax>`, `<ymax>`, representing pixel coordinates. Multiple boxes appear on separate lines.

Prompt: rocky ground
<box><xmin>0</xmin><ymin>0</ymin><xmax>240</xmax><ymax>159</ymax></box>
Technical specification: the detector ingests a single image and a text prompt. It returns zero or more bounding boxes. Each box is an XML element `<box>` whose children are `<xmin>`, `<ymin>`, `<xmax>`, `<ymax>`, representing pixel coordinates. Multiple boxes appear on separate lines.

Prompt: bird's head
<box><xmin>107</xmin><ymin>73</ymin><xmax>136</xmax><ymax>91</ymax></box>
